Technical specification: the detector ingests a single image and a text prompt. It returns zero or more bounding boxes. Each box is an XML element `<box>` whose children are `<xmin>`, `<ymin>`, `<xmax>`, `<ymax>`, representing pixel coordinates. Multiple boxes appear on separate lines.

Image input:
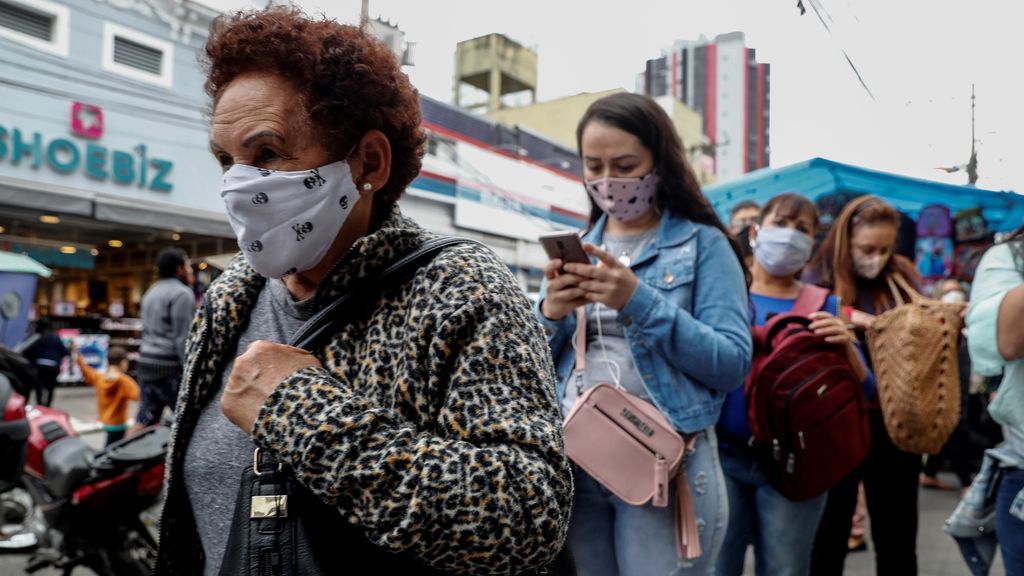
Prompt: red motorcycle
<box><xmin>0</xmin><ymin>367</ymin><xmax>168</xmax><ymax>576</ymax></box>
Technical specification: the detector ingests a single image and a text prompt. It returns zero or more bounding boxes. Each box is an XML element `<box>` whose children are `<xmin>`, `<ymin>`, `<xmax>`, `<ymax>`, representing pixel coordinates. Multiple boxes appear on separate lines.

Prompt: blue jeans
<box><xmin>568</xmin><ymin>428</ymin><xmax>728</xmax><ymax>576</ymax></box>
<box><xmin>715</xmin><ymin>444</ymin><xmax>826</xmax><ymax>576</ymax></box>
<box><xmin>997</xmin><ymin>467</ymin><xmax>1024</xmax><ymax>576</ymax></box>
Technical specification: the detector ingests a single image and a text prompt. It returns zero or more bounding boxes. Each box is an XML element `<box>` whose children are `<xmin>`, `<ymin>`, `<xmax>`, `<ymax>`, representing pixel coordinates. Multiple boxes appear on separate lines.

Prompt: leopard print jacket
<box><xmin>153</xmin><ymin>207</ymin><xmax>573</xmax><ymax>575</ymax></box>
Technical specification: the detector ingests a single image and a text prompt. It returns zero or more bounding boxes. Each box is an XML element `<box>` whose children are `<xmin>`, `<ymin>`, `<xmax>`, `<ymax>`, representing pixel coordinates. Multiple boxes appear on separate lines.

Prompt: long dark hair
<box><xmin>575</xmin><ymin>93</ymin><xmax>748</xmax><ymax>282</ymax></box>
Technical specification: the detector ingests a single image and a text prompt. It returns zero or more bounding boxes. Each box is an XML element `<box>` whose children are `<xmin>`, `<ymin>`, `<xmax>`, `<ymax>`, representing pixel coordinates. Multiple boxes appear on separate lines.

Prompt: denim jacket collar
<box><xmin>583</xmin><ymin>211</ymin><xmax>698</xmax><ymax>268</ymax></box>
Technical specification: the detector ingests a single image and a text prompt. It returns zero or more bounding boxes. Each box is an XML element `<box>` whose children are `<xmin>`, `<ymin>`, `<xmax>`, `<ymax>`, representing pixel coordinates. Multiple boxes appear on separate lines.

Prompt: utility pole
<box><xmin>361</xmin><ymin>0</ymin><xmax>369</xmax><ymax>25</ymax></box>
<box><xmin>967</xmin><ymin>84</ymin><xmax>978</xmax><ymax>185</ymax></box>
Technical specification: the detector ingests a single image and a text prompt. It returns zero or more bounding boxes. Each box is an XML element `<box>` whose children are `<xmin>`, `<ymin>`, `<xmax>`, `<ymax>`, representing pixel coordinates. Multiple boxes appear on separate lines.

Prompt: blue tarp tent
<box><xmin>704</xmin><ymin>157</ymin><xmax>1024</xmax><ymax>232</ymax></box>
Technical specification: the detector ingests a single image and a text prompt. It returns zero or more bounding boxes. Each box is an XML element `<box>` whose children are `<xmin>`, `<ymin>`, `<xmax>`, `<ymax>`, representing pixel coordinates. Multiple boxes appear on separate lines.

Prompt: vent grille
<box><xmin>0</xmin><ymin>1</ymin><xmax>54</xmax><ymax>41</ymax></box>
<box><xmin>113</xmin><ymin>35</ymin><xmax>163</xmax><ymax>75</ymax></box>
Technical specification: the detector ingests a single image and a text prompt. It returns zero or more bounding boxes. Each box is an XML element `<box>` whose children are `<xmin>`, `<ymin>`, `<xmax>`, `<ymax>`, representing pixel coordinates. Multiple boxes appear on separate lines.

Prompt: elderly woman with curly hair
<box><xmin>153</xmin><ymin>7</ymin><xmax>572</xmax><ymax>576</ymax></box>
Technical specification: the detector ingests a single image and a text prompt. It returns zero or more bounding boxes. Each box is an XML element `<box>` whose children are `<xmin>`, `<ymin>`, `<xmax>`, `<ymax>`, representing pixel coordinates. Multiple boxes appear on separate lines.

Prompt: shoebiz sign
<box><xmin>0</xmin><ymin>102</ymin><xmax>174</xmax><ymax>192</ymax></box>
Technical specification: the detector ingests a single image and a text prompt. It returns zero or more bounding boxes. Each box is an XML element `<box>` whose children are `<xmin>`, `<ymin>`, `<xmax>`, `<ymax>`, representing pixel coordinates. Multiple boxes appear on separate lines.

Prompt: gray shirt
<box><xmin>561</xmin><ymin>230</ymin><xmax>656</xmax><ymax>415</ymax></box>
<box><xmin>183</xmin><ymin>279</ymin><xmax>316</xmax><ymax>575</ymax></box>
<box><xmin>140</xmin><ymin>278</ymin><xmax>196</xmax><ymax>364</ymax></box>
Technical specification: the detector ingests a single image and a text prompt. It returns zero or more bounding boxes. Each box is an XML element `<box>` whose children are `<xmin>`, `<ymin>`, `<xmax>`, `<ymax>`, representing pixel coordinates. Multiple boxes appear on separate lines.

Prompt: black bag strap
<box><xmin>288</xmin><ymin>236</ymin><xmax>476</xmax><ymax>352</ymax></box>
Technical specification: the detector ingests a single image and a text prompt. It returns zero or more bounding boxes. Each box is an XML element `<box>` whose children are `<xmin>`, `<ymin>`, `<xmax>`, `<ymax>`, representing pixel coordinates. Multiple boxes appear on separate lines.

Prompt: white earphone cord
<box><xmin>594</xmin><ymin>303</ymin><xmax>623</xmax><ymax>390</ymax></box>
<box><xmin>569</xmin><ymin>303</ymin><xmax>624</xmax><ymax>392</ymax></box>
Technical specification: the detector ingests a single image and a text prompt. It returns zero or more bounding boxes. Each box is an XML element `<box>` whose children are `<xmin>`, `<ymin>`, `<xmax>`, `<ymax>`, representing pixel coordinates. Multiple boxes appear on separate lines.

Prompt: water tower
<box><xmin>454</xmin><ymin>33</ymin><xmax>537</xmax><ymax>113</ymax></box>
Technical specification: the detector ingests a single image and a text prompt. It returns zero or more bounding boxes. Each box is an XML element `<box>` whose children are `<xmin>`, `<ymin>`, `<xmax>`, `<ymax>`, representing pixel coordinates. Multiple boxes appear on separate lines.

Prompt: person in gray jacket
<box><xmin>135</xmin><ymin>247</ymin><xmax>195</xmax><ymax>427</ymax></box>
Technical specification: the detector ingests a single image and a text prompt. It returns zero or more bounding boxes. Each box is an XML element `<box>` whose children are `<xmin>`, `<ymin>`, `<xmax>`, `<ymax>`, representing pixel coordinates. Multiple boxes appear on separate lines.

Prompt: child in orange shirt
<box><xmin>74</xmin><ymin>345</ymin><xmax>140</xmax><ymax>446</ymax></box>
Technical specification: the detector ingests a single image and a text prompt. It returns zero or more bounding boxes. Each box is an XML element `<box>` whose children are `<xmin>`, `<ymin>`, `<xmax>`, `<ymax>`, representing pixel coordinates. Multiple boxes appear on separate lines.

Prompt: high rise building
<box><xmin>638</xmin><ymin>32</ymin><xmax>770</xmax><ymax>183</ymax></box>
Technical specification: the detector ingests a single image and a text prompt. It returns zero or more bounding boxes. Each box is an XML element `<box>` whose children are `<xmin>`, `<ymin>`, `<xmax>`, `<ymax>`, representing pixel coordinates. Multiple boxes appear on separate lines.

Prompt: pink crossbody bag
<box><xmin>562</xmin><ymin>308</ymin><xmax>702</xmax><ymax>560</ymax></box>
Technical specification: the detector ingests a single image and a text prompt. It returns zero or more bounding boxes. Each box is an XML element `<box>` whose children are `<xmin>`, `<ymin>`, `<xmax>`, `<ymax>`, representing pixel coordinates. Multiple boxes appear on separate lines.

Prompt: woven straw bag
<box><xmin>865</xmin><ymin>273</ymin><xmax>964</xmax><ymax>454</ymax></box>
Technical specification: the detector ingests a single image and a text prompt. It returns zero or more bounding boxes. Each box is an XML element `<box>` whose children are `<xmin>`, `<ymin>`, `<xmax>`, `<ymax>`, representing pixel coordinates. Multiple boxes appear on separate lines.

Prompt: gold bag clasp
<box><xmin>250</xmin><ymin>495</ymin><xmax>288</xmax><ymax>519</ymax></box>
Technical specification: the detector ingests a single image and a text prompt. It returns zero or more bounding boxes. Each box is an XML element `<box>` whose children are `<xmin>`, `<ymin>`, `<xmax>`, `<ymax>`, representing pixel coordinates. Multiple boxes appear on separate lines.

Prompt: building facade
<box><xmin>486</xmin><ymin>89</ymin><xmax>715</xmax><ymax>185</ymax></box>
<box><xmin>0</xmin><ymin>0</ymin><xmax>225</xmax><ymax>323</ymax></box>
<box><xmin>0</xmin><ymin>0</ymin><xmax>587</xmax><ymax>337</ymax></box>
<box><xmin>638</xmin><ymin>32</ymin><xmax>770</xmax><ymax>183</ymax></box>
<box><xmin>412</xmin><ymin>95</ymin><xmax>587</xmax><ymax>292</ymax></box>
<box><xmin>486</xmin><ymin>89</ymin><xmax>624</xmax><ymax>151</ymax></box>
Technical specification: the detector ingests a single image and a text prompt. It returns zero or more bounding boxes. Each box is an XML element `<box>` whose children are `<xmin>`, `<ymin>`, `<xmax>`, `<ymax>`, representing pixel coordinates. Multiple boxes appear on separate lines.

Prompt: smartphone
<box><xmin>539</xmin><ymin>231</ymin><xmax>590</xmax><ymax>266</ymax></box>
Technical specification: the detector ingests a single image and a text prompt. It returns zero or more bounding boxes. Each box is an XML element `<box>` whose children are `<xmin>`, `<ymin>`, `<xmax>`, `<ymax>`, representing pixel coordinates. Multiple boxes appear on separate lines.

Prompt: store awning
<box><xmin>0</xmin><ymin>175</ymin><xmax>233</xmax><ymax>239</ymax></box>
<box><xmin>0</xmin><ymin>251</ymin><xmax>52</xmax><ymax>277</ymax></box>
<box><xmin>704</xmin><ymin>157</ymin><xmax>1024</xmax><ymax>232</ymax></box>
<box><xmin>93</xmin><ymin>194</ymin><xmax>234</xmax><ymax>238</ymax></box>
<box><xmin>0</xmin><ymin>178</ymin><xmax>93</xmax><ymax>217</ymax></box>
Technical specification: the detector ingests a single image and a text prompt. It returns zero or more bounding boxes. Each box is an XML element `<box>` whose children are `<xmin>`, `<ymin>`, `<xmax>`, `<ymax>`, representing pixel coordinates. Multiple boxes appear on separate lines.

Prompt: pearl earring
<box><xmin>361</xmin><ymin>183</ymin><xmax>373</xmax><ymax>191</ymax></box>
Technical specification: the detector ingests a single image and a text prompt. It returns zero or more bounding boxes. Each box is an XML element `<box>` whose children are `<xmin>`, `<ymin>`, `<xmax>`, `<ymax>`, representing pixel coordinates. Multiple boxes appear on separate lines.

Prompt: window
<box><xmin>114</xmin><ymin>36</ymin><xmax>162</xmax><ymax>75</ymax></box>
<box><xmin>102</xmin><ymin>22</ymin><xmax>173</xmax><ymax>87</ymax></box>
<box><xmin>426</xmin><ymin>132</ymin><xmax>458</xmax><ymax>163</ymax></box>
<box><xmin>0</xmin><ymin>0</ymin><xmax>69</xmax><ymax>57</ymax></box>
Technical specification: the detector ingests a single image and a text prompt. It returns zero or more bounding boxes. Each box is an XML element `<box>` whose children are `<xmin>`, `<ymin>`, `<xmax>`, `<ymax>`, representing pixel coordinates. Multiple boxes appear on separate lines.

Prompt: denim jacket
<box><xmin>536</xmin><ymin>212</ymin><xmax>752</xmax><ymax>433</ymax></box>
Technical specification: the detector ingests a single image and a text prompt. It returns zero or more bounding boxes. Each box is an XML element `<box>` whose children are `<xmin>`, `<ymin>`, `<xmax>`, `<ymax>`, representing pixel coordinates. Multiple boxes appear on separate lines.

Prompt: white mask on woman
<box><xmin>853</xmin><ymin>254</ymin><xmax>890</xmax><ymax>280</ymax></box>
<box><xmin>941</xmin><ymin>290</ymin><xmax>967</xmax><ymax>304</ymax></box>
<box><xmin>221</xmin><ymin>159</ymin><xmax>365</xmax><ymax>278</ymax></box>
<box><xmin>752</xmin><ymin>226</ymin><xmax>814</xmax><ymax>277</ymax></box>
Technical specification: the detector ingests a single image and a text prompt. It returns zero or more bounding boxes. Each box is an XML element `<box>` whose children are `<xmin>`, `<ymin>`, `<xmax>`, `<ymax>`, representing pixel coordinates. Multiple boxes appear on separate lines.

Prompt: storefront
<box><xmin>0</xmin><ymin>87</ymin><xmax>232</xmax><ymax>375</ymax></box>
<box><xmin>0</xmin><ymin>94</ymin><xmax>230</xmax><ymax>312</ymax></box>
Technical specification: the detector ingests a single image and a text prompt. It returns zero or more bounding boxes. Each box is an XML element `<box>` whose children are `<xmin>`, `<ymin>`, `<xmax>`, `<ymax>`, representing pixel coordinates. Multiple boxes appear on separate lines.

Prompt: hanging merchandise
<box><xmin>915</xmin><ymin>204</ymin><xmax>956</xmax><ymax>284</ymax></box>
<box><xmin>916</xmin><ymin>237</ymin><xmax>955</xmax><ymax>278</ymax></box>
<box><xmin>917</xmin><ymin>205</ymin><xmax>954</xmax><ymax>238</ymax></box>
<box><xmin>954</xmin><ymin>242</ymin><xmax>989</xmax><ymax>282</ymax></box>
<box><xmin>954</xmin><ymin>208</ymin><xmax>991</xmax><ymax>244</ymax></box>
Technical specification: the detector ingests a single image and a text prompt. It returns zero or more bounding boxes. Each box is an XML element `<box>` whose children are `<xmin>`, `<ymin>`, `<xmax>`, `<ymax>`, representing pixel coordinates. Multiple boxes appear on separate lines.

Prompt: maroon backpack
<box><xmin>745</xmin><ymin>285</ymin><xmax>871</xmax><ymax>502</ymax></box>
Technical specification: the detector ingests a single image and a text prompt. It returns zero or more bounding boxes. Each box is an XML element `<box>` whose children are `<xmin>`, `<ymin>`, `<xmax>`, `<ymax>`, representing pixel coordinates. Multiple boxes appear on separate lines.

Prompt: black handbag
<box><xmin>219</xmin><ymin>237</ymin><xmax>575</xmax><ymax>576</ymax></box>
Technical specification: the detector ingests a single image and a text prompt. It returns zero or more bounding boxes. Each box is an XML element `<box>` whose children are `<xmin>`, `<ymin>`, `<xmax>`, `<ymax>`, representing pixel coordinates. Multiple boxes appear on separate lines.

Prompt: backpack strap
<box><xmin>791</xmin><ymin>284</ymin><xmax>831</xmax><ymax>317</ymax></box>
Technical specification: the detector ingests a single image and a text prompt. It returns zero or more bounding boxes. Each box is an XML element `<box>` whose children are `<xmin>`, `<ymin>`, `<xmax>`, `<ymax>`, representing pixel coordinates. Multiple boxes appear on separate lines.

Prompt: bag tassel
<box><xmin>673</xmin><ymin>468</ymin><xmax>702</xmax><ymax>560</ymax></box>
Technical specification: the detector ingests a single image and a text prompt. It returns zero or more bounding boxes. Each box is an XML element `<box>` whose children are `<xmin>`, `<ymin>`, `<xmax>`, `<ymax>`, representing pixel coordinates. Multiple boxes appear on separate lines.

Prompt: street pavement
<box><xmin>0</xmin><ymin>386</ymin><xmax>1007</xmax><ymax>575</ymax></box>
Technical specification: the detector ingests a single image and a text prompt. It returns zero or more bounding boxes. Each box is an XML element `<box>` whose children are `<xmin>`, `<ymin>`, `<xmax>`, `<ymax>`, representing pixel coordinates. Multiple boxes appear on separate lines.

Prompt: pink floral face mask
<box><xmin>585</xmin><ymin>171</ymin><xmax>660</xmax><ymax>223</ymax></box>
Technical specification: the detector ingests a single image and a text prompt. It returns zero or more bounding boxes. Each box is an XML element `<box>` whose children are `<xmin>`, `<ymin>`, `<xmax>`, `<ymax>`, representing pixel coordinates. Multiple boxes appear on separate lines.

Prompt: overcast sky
<box><xmin>203</xmin><ymin>0</ymin><xmax>1024</xmax><ymax>194</ymax></box>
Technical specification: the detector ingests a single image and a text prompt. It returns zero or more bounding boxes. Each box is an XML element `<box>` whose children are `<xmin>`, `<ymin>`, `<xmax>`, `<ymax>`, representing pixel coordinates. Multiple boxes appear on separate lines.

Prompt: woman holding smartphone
<box><xmin>536</xmin><ymin>92</ymin><xmax>752</xmax><ymax>575</ymax></box>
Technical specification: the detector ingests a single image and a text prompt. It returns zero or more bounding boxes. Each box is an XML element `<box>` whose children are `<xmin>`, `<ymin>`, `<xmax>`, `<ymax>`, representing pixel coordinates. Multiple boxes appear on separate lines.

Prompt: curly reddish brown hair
<box><xmin>203</xmin><ymin>6</ymin><xmax>425</xmax><ymax>218</ymax></box>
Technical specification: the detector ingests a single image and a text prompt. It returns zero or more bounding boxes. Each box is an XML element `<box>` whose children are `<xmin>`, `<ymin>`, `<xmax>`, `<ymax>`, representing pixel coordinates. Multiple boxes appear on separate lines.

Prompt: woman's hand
<box><xmin>540</xmin><ymin>258</ymin><xmax>589</xmax><ymax>321</ymax></box>
<box><xmin>849</xmin><ymin>309</ymin><xmax>877</xmax><ymax>330</ymax></box>
<box><xmin>221</xmin><ymin>340</ymin><xmax>322</xmax><ymax>433</ymax></box>
<box><xmin>562</xmin><ymin>244</ymin><xmax>639</xmax><ymax>311</ymax></box>
<box><xmin>808</xmin><ymin>311</ymin><xmax>855</xmax><ymax>345</ymax></box>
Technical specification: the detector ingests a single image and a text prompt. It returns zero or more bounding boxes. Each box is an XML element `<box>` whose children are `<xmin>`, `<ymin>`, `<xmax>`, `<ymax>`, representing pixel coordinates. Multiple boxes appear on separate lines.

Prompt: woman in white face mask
<box><xmin>154</xmin><ymin>7</ymin><xmax>572</xmax><ymax>576</ymax></box>
<box><xmin>801</xmin><ymin>196</ymin><xmax>925</xmax><ymax>576</ymax></box>
<box><xmin>716</xmin><ymin>193</ymin><xmax>869</xmax><ymax>576</ymax></box>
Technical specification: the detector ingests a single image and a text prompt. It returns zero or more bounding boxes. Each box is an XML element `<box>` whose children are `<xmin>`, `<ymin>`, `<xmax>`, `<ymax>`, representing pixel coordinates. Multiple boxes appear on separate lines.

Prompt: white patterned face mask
<box><xmin>220</xmin><ymin>159</ymin><xmax>364</xmax><ymax>278</ymax></box>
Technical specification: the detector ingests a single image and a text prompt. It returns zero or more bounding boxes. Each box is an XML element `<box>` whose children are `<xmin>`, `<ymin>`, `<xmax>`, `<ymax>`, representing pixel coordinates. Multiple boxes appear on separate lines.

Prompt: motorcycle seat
<box><xmin>96</xmin><ymin>426</ymin><xmax>169</xmax><ymax>467</ymax></box>
<box><xmin>42</xmin><ymin>437</ymin><xmax>92</xmax><ymax>499</ymax></box>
